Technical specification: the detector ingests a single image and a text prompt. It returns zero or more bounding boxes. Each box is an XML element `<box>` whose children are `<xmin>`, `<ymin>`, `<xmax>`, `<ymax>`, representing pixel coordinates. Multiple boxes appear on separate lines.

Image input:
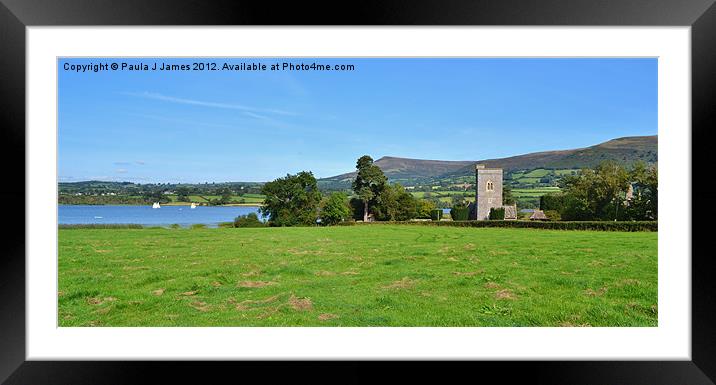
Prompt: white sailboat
<box><xmin>152</xmin><ymin>202</ymin><xmax>161</xmax><ymax>209</ymax></box>
<box><xmin>190</xmin><ymin>202</ymin><xmax>197</xmax><ymax>209</ymax></box>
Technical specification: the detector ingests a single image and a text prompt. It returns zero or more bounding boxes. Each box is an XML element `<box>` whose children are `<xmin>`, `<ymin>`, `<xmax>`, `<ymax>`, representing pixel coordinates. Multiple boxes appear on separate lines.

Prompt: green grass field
<box><xmin>522</xmin><ymin>169</ymin><xmax>551</xmax><ymax>178</ymax></box>
<box><xmin>58</xmin><ymin>225</ymin><xmax>657</xmax><ymax>327</ymax></box>
<box><xmin>512</xmin><ymin>187</ymin><xmax>561</xmax><ymax>198</ymax></box>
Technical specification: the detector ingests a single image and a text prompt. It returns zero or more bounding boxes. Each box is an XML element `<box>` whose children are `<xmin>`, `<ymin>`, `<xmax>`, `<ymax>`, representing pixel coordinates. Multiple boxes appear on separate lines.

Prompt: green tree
<box><xmin>143</xmin><ymin>189</ymin><xmax>170</xmax><ymax>204</ymax></box>
<box><xmin>502</xmin><ymin>184</ymin><xmax>515</xmax><ymax>205</ymax></box>
<box><xmin>176</xmin><ymin>186</ymin><xmax>191</xmax><ymax>202</ymax></box>
<box><xmin>451</xmin><ymin>194</ymin><xmax>466</xmax><ymax>207</ymax></box>
<box><xmin>320</xmin><ymin>192</ymin><xmax>352</xmax><ymax>225</ymax></box>
<box><xmin>394</xmin><ymin>185</ymin><xmax>418</xmax><ymax>221</ymax></box>
<box><xmin>450</xmin><ymin>205</ymin><xmax>470</xmax><ymax>221</ymax></box>
<box><xmin>624</xmin><ymin>161</ymin><xmax>658</xmax><ymax>220</ymax></box>
<box><xmin>260</xmin><ymin>171</ymin><xmax>321</xmax><ymax>226</ymax></box>
<box><xmin>352</xmin><ymin>155</ymin><xmax>387</xmax><ymax>221</ymax></box>
<box><xmin>559</xmin><ymin>161</ymin><xmax>631</xmax><ymax>221</ymax></box>
<box><xmin>372</xmin><ymin>183</ymin><xmax>398</xmax><ymax>221</ymax></box>
<box><xmin>596</xmin><ymin>161</ymin><xmax>630</xmax><ymax>220</ymax></box>
<box><xmin>210</xmin><ymin>187</ymin><xmax>232</xmax><ymax>205</ymax></box>
<box><xmin>540</xmin><ymin>192</ymin><xmax>565</xmax><ymax>211</ymax></box>
<box><xmin>415</xmin><ymin>199</ymin><xmax>437</xmax><ymax>219</ymax></box>
<box><xmin>372</xmin><ymin>184</ymin><xmax>418</xmax><ymax>221</ymax></box>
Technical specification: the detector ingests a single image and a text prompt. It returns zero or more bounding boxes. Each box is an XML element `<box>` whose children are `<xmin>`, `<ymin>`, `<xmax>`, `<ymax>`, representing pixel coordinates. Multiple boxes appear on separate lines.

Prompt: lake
<box><xmin>58</xmin><ymin>205</ymin><xmax>265</xmax><ymax>227</ymax></box>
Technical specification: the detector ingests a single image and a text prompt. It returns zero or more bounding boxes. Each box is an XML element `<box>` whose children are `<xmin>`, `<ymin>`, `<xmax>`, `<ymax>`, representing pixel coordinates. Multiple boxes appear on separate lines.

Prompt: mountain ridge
<box><xmin>323</xmin><ymin>135</ymin><xmax>657</xmax><ymax>182</ymax></box>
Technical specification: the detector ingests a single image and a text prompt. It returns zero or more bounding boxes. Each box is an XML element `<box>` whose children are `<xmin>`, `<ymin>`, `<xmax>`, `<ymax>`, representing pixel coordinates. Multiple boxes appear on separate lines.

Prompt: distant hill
<box><xmin>325</xmin><ymin>157</ymin><xmax>476</xmax><ymax>183</ymax></box>
<box><xmin>322</xmin><ymin>135</ymin><xmax>657</xmax><ymax>182</ymax></box>
<box><xmin>62</xmin><ymin>136</ymin><xmax>657</xmax><ymax>191</ymax></box>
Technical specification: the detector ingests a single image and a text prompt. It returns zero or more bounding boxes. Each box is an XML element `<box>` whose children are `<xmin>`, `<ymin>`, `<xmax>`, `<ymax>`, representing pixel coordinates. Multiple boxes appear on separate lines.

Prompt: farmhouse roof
<box><xmin>530</xmin><ymin>210</ymin><xmax>548</xmax><ymax>220</ymax></box>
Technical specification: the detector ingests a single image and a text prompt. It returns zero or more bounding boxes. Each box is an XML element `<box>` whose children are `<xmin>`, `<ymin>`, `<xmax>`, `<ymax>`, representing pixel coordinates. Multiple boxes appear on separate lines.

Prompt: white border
<box><xmin>27</xmin><ymin>27</ymin><xmax>690</xmax><ymax>360</ymax></box>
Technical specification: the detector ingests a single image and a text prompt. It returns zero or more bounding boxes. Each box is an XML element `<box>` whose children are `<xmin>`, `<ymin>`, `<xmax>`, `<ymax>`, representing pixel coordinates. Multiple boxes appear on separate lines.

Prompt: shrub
<box><xmin>489</xmin><ymin>207</ymin><xmax>505</xmax><ymax>220</ymax></box>
<box><xmin>430</xmin><ymin>209</ymin><xmax>443</xmax><ymax>221</ymax></box>
<box><xmin>450</xmin><ymin>206</ymin><xmax>470</xmax><ymax>221</ymax></box>
<box><xmin>233</xmin><ymin>212</ymin><xmax>265</xmax><ymax>228</ymax></box>
<box><xmin>543</xmin><ymin>210</ymin><xmax>561</xmax><ymax>221</ymax></box>
<box><xmin>190</xmin><ymin>224</ymin><xmax>207</xmax><ymax>229</ymax></box>
<box><xmin>169</xmin><ymin>223</ymin><xmax>181</xmax><ymax>229</ymax></box>
<box><xmin>218</xmin><ymin>222</ymin><xmax>234</xmax><ymax>228</ymax></box>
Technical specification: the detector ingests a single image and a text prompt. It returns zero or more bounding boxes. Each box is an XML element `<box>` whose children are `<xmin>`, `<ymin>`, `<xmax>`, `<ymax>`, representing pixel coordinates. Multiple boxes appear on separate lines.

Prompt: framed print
<box><xmin>2</xmin><ymin>0</ymin><xmax>715</xmax><ymax>383</ymax></box>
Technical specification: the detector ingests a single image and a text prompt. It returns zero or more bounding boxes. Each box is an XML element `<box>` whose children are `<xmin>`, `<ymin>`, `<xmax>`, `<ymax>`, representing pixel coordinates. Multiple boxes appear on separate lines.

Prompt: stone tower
<box><xmin>474</xmin><ymin>164</ymin><xmax>503</xmax><ymax>220</ymax></box>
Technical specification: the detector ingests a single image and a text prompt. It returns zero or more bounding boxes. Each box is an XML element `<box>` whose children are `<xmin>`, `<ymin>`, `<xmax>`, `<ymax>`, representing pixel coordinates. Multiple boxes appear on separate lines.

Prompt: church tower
<box><xmin>474</xmin><ymin>164</ymin><xmax>503</xmax><ymax>220</ymax></box>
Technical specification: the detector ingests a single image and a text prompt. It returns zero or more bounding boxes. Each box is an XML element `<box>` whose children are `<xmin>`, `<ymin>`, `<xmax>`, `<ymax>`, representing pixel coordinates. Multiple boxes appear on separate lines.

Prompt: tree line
<box><xmin>259</xmin><ymin>155</ymin><xmax>437</xmax><ymax>226</ymax></box>
<box><xmin>540</xmin><ymin>160</ymin><xmax>657</xmax><ymax>221</ymax></box>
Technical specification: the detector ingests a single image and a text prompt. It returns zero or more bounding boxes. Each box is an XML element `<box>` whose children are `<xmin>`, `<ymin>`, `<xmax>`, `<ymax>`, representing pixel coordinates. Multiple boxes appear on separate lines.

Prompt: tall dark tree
<box><xmin>352</xmin><ymin>155</ymin><xmax>387</xmax><ymax>221</ymax></box>
<box><xmin>502</xmin><ymin>184</ymin><xmax>515</xmax><ymax>205</ymax></box>
<box><xmin>260</xmin><ymin>171</ymin><xmax>322</xmax><ymax>226</ymax></box>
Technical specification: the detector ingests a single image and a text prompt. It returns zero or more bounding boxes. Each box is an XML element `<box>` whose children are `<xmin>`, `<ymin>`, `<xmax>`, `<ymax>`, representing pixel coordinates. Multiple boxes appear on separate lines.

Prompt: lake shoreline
<box><xmin>58</xmin><ymin>203</ymin><xmax>262</xmax><ymax>207</ymax></box>
<box><xmin>58</xmin><ymin>204</ymin><xmax>266</xmax><ymax>227</ymax></box>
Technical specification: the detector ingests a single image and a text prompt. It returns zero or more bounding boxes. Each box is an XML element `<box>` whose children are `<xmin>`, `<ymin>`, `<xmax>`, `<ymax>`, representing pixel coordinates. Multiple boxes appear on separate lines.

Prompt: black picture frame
<box><xmin>1</xmin><ymin>0</ymin><xmax>714</xmax><ymax>383</ymax></box>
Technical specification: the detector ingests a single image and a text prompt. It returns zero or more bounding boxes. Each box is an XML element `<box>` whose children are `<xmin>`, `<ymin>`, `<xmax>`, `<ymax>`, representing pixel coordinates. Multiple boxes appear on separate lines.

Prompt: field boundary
<box><xmin>59</xmin><ymin>221</ymin><xmax>658</xmax><ymax>231</ymax></box>
<box><xmin>339</xmin><ymin>220</ymin><xmax>658</xmax><ymax>231</ymax></box>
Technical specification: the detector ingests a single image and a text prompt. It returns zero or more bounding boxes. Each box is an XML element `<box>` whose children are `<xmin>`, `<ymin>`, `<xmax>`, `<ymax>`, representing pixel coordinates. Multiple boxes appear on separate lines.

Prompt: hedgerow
<box><xmin>338</xmin><ymin>220</ymin><xmax>657</xmax><ymax>232</ymax></box>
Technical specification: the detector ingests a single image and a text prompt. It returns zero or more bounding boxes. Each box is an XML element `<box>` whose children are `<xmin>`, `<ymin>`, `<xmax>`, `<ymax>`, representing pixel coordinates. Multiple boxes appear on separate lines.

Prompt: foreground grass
<box><xmin>58</xmin><ymin>226</ymin><xmax>657</xmax><ymax>327</ymax></box>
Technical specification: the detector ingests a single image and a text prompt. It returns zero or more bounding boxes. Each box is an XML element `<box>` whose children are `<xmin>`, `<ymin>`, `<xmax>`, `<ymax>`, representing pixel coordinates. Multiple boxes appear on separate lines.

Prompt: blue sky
<box><xmin>58</xmin><ymin>58</ymin><xmax>657</xmax><ymax>183</ymax></box>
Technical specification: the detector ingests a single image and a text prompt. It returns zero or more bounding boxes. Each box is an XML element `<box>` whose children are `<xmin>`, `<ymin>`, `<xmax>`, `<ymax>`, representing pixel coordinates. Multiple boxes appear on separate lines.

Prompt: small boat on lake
<box><xmin>152</xmin><ymin>202</ymin><xmax>161</xmax><ymax>209</ymax></box>
<box><xmin>190</xmin><ymin>203</ymin><xmax>197</xmax><ymax>209</ymax></box>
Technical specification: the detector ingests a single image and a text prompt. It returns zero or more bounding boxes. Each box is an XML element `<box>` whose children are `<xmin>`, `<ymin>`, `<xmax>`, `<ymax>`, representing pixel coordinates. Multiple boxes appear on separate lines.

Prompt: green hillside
<box><xmin>441</xmin><ymin>135</ymin><xmax>657</xmax><ymax>178</ymax></box>
<box><xmin>318</xmin><ymin>135</ymin><xmax>656</xmax><ymax>191</ymax></box>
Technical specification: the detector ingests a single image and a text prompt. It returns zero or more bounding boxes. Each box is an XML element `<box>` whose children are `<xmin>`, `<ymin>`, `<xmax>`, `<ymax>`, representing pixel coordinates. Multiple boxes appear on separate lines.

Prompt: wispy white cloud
<box><xmin>116</xmin><ymin>168</ymin><xmax>128</xmax><ymax>174</ymax></box>
<box><xmin>124</xmin><ymin>91</ymin><xmax>296</xmax><ymax>116</ymax></box>
<box><xmin>126</xmin><ymin>113</ymin><xmax>239</xmax><ymax>129</ymax></box>
<box><xmin>241</xmin><ymin>111</ymin><xmax>271</xmax><ymax>120</ymax></box>
<box><xmin>114</xmin><ymin>160</ymin><xmax>146</xmax><ymax>167</ymax></box>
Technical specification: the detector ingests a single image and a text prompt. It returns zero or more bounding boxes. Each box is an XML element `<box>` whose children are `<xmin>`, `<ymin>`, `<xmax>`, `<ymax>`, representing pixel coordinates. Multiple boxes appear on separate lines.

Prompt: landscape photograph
<box><xmin>58</xmin><ymin>57</ymin><xmax>658</xmax><ymax>327</ymax></box>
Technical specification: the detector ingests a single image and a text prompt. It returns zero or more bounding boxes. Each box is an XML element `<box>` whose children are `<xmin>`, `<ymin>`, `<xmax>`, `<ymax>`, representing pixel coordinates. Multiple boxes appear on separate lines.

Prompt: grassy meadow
<box><xmin>58</xmin><ymin>225</ymin><xmax>657</xmax><ymax>327</ymax></box>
